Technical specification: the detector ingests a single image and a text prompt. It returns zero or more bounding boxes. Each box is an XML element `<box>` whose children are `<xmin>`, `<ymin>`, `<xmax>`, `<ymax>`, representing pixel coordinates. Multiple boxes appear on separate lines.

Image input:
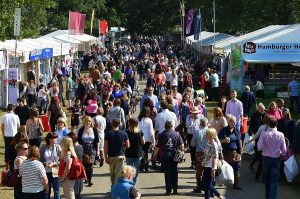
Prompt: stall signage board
<box><xmin>29</xmin><ymin>49</ymin><xmax>43</xmax><ymax>61</ymax></box>
<box><xmin>14</xmin><ymin>8</ymin><xmax>21</xmax><ymax>36</ymax></box>
<box><xmin>243</xmin><ymin>42</ymin><xmax>300</xmax><ymax>55</ymax></box>
<box><xmin>42</xmin><ymin>48</ymin><xmax>53</xmax><ymax>59</ymax></box>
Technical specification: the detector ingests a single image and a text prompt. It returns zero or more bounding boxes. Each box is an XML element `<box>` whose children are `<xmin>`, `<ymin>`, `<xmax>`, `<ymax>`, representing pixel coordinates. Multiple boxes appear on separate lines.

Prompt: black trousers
<box><xmin>140</xmin><ymin>142</ymin><xmax>152</xmax><ymax>171</ymax></box>
<box><xmin>4</xmin><ymin>136</ymin><xmax>13</xmax><ymax>163</ymax></box>
<box><xmin>162</xmin><ymin>160</ymin><xmax>178</xmax><ymax>191</ymax></box>
<box><xmin>187</xmin><ymin>134</ymin><xmax>196</xmax><ymax>165</ymax></box>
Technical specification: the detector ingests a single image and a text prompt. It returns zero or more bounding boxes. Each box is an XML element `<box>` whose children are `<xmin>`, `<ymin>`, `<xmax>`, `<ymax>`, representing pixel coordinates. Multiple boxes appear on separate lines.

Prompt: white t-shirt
<box><xmin>93</xmin><ymin>115</ymin><xmax>106</xmax><ymax>150</ymax></box>
<box><xmin>138</xmin><ymin>117</ymin><xmax>155</xmax><ymax>143</ymax></box>
<box><xmin>2</xmin><ymin>112</ymin><xmax>20</xmax><ymax>137</ymax></box>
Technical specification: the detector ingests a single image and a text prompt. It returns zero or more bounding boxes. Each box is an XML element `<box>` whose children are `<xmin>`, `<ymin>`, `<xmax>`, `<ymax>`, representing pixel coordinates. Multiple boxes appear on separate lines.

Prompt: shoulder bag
<box><xmin>58</xmin><ymin>156</ymin><xmax>86</xmax><ymax>180</ymax></box>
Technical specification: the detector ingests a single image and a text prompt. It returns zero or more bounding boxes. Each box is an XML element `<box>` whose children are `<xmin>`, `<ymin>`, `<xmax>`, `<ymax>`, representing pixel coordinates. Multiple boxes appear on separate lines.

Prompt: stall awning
<box><xmin>243</xmin><ymin>54</ymin><xmax>300</xmax><ymax>63</ymax></box>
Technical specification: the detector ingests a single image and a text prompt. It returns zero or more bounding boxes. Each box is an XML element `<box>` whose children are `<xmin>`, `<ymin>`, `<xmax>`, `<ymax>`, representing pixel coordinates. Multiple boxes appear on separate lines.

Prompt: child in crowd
<box><xmin>71</xmin><ymin>98</ymin><xmax>82</xmax><ymax>132</ymax></box>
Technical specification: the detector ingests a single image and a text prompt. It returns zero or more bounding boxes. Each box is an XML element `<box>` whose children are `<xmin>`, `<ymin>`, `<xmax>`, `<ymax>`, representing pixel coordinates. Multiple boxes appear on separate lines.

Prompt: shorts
<box><xmin>71</xmin><ymin>115</ymin><xmax>80</xmax><ymax>127</ymax></box>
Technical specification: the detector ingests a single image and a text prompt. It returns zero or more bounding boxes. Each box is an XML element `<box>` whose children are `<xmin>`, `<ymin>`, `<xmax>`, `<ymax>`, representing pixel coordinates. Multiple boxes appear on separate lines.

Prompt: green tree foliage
<box><xmin>1</xmin><ymin>0</ymin><xmax>300</xmax><ymax>40</ymax></box>
<box><xmin>0</xmin><ymin>0</ymin><xmax>55</xmax><ymax>40</ymax></box>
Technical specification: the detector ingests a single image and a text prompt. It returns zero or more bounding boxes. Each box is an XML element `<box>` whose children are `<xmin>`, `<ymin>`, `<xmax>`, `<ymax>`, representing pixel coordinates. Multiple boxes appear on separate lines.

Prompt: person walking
<box><xmin>14</xmin><ymin>97</ymin><xmax>30</xmax><ymax>134</ymax></box>
<box><xmin>218</xmin><ymin>115</ymin><xmax>243</xmax><ymax>190</ymax></box>
<box><xmin>258</xmin><ymin>116</ymin><xmax>287</xmax><ymax>199</ymax></box>
<box><xmin>104</xmin><ymin>119</ymin><xmax>130</xmax><ymax>185</ymax></box>
<box><xmin>77</xmin><ymin>116</ymin><xmax>100</xmax><ymax>187</ymax></box>
<box><xmin>138</xmin><ymin>107</ymin><xmax>156</xmax><ymax>172</ymax></box>
<box><xmin>191</xmin><ymin>118</ymin><xmax>209</xmax><ymax>193</ymax></box>
<box><xmin>225</xmin><ymin>90</ymin><xmax>243</xmax><ymax>137</ymax></box>
<box><xmin>155</xmin><ymin>101</ymin><xmax>177</xmax><ymax>134</ymax></box>
<box><xmin>20</xmin><ymin>146</ymin><xmax>48</xmax><ymax>199</ymax></box>
<box><xmin>202</xmin><ymin>128</ymin><xmax>224</xmax><ymax>199</ymax></box>
<box><xmin>152</xmin><ymin>121</ymin><xmax>184</xmax><ymax>195</ymax></box>
<box><xmin>125</xmin><ymin>118</ymin><xmax>145</xmax><ymax>185</ymax></box>
<box><xmin>67</xmin><ymin>133</ymin><xmax>84</xmax><ymax>199</ymax></box>
<box><xmin>40</xmin><ymin>133</ymin><xmax>61</xmax><ymax>199</ymax></box>
<box><xmin>288</xmin><ymin>76</ymin><xmax>300</xmax><ymax>113</ymax></box>
<box><xmin>26</xmin><ymin>108</ymin><xmax>44</xmax><ymax>147</ymax></box>
<box><xmin>208</xmin><ymin>69</ymin><xmax>219</xmax><ymax>101</ymax></box>
<box><xmin>13</xmin><ymin>141</ymin><xmax>28</xmax><ymax>199</ymax></box>
<box><xmin>185</xmin><ymin>106</ymin><xmax>204</xmax><ymax>168</ymax></box>
<box><xmin>60</xmin><ymin>137</ymin><xmax>78</xmax><ymax>199</ymax></box>
<box><xmin>241</xmin><ymin>85</ymin><xmax>256</xmax><ymax>117</ymax></box>
<box><xmin>93</xmin><ymin>107</ymin><xmax>106</xmax><ymax>167</ymax></box>
<box><xmin>1</xmin><ymin>104</ymin><xmax>20</xmax><ymax>163</ymax></box>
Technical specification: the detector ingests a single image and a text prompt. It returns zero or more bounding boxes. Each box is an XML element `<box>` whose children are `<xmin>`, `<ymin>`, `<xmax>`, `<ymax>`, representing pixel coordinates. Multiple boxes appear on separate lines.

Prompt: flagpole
<box><xmin>213</xmin><ymin>0</ymin><xmax>216</xmax><ymax>51</ymax></box>
<box><xmin>179</xmin><ymin>1</ymin><xmax>182</xmax><ymax>47</ymax></box>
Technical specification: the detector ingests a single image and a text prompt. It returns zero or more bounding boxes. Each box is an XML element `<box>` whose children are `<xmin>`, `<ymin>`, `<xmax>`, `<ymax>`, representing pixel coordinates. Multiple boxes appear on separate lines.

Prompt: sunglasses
<box><xmin>22</xmin><ymin>148</ymin><xmax>28</xmax><ymax>150</ymax></box>
<box><xmin>58</xmin><ymin>121</ymin><xmax>64</xmax><ymax>124</ymax></box>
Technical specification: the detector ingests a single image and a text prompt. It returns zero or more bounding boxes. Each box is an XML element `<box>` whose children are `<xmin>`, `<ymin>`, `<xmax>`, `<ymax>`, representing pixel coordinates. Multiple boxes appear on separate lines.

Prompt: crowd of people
<box><xmin>1</xmin><ymin>36</ymin><xmax>300</xmax><ymax>199</ymax></box>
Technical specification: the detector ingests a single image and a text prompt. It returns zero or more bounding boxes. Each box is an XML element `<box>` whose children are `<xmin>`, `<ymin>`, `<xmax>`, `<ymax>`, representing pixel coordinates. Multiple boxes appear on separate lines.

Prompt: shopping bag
<box><xmin>41</xmin><ymin>115</ymin><xmax>51</xmax><ymax>133</ymax></box>
<box><xmin>215</xmin><ymin>160</ymin><xmax>234</xmax><ymax>185</ymax></box>
<box><xmin>243</xmin><ymin>133</ymin><xmax>255</xmax><ymax>155</ymax></box>
<box><xmin>284</xmin><ymin>155</ymin><xmax>299</xmax><ymax>182</ymax></box>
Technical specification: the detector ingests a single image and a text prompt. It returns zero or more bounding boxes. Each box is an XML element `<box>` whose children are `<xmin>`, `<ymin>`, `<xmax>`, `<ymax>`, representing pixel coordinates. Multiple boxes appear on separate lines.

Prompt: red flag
<box><xmin>99</xmin><ymin>20</ymin><xmax>108</xmax><ymax>35</ymax></box>
<box><xmin>69</xmin><ymin>11</ymin><xmax>86</xmax><ymax>35</ymax></box>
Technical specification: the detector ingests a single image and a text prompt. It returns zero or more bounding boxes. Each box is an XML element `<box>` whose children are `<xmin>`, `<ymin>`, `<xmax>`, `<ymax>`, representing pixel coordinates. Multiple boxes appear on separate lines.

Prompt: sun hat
<box><xmin>191</xmin><ymin>106</ymin><xmax>200</xmax><ymax>114</ymax></box>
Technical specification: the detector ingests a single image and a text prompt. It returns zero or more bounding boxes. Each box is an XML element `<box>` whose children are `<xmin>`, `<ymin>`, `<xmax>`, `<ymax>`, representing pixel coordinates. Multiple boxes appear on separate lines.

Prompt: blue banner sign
<box><xmin>29</xmin><ymin>48</ymin><xmax>53</xmax><ymax>61</ymax></box>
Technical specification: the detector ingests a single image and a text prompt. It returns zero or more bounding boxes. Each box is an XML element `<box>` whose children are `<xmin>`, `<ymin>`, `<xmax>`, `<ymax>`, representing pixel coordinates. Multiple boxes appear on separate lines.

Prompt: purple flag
<box><xmin>194</xmin><ymin>12</ymin><xmax>201</xmax><ymax>40</ymax></box>
<box><xmin>185</xmin><ymin>8</ymin><xmax>195</xmax><ymax>34</ymax></box>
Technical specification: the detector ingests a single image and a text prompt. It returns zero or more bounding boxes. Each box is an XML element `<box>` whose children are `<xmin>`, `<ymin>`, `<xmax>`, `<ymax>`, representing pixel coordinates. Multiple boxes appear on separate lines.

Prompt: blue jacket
<box><xmin>111</xmin><ymin>178</ymin><xmax>134</xmax><ymax>199</ymax></box>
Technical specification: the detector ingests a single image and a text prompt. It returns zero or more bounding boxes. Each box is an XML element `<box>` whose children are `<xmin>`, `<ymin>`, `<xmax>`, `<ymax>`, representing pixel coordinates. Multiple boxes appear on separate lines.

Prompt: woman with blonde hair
<box><xmin>202</xmin><ymin>128</ymin><xmax>224</xmax><ymax>199</ymax></box>
<box><xmin>111</xmin><ymin>165</ymin><xmax>141</xmax><ymax>199</ymax></box>
<box><xmin>55</xmin><ymin>117</ymin><xmax>70</xmax><ymax>146</ymax></box>
<box><xmin>77</xmin><ymin>116</ymin><xmax>99</xmax><ymax>187</ymax></box>
<box><xmin>267</xmin><ymin>101</ymin><xmax>282</xmax><ymax>120</ymax></box>
<box><xmin>60</xmin><ymin>137</ymin><xmax>77</xmax><ymax>199</ymax></box>
<box><xmin>209</xmin><ymin>107</ymin><xmax>228</xmax><ymax>134</ymax></box>
<box><xmin>26</xmin><ymin>108</ymin><xmax>44</xmax><ymax>147</ymax></box>
<box><xmin>125</xmin><ymin>118</ymin><xmax>145</xmax><ymax>185</ymax></box>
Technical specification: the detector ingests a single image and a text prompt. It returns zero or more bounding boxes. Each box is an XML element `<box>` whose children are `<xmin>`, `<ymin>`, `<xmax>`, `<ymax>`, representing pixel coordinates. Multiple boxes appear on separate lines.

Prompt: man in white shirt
<box><xmin>1</xmin><ymin>104</ymin><xmax>20</xmax><ymax>163</ymax></box>
<box><xmin>155</xmin><ymin>101</ymin><xmax>177</xmax><ymax>134</ymax></box>
<box><xmin>185</xmin><ymin>107</ymin><xmax>204</xmax><ymax>168</ymax></box>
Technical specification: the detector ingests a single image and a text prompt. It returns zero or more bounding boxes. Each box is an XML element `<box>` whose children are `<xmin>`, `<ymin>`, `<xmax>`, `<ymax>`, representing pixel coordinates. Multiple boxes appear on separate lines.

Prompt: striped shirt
<box><xmin>20</xmin><ymin>160</ymin><xmax>47</xmax><ymax>193</ymax></box>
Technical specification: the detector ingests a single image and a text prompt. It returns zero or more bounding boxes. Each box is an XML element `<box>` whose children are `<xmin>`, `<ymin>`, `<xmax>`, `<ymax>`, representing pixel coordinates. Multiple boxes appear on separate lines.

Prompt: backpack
<box><xmin>184</xmin><ymin>72</ymin><xmax>192</xmax><ymax>85</ymax></box>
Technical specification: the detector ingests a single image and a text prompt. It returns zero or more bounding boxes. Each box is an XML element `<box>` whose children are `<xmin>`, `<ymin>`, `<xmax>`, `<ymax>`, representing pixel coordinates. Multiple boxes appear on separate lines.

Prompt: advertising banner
<box><xmin>242</xmin><ymin>42</ymin><xmax>300</xmax><ymax>63</ymax></box>
<box><xmin>99</xmin><ymin>20</ymin><xmax>108</xmax><ymax>35</ymax></box>
<box><xmin>185</xmin><ymin>8</ymin><xmax>195</xmax><ymax>34</ymax></box>
<box><xmin>69</xmin><ymin>11</ymin><xmax>86</xmax><ymax>35</ymax></box>
<box><xmin>8</xmin><ymin>68</ymin><xmax>19</xmax><ymax>104</ymax></box>
<box><xmin>14</xmin><ymin>8</ymin><xmax>21</xmax><ymax>36</ymax></box>
<box><xmin>230</xmin><ymin>43</ymin><xmax>244</xmax><ymax>91</ymax></box>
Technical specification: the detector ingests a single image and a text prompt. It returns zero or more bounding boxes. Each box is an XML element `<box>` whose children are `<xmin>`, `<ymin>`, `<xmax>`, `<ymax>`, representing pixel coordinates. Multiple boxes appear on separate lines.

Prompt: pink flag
<box><xmin>99</xmin><ymin>20</ymin><xmax>108</xmax><ymax>35</ymax></box>
<box><xmin>69</xmin><ymin>11</ymin><xmax>86</xmax><ymax>35</ymax></box>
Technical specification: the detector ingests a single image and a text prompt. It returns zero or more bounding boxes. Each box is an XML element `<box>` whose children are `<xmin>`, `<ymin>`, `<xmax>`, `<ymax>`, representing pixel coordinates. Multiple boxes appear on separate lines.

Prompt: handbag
<box><xmin>174</xmin><ymin>149</ymin><xmax>185</xmax><ymax>163</ymax></box>
<box><xmin>58</xmin><ymin>156</ymin><xmax>86</xmax><ymax>180</ymax></box>
<box><xmin>1</xmin><ymin>162</ymin><xmax>9</xmax><ymax>186</ymax></box>
<box><xmin>5</xmin><ymin>169</ymin><xmax>21</xmax><ymax>187</ymax></box>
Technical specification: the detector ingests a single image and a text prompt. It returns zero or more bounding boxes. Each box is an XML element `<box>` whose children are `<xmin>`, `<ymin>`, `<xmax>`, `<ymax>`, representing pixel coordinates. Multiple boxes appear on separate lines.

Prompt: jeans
<box><xmin>126</xmin><ymin>157</ymin><xmax>142</xmax><ymax>185</ymax></box>
<box><xmin>290</xmin><ymin>96</ymin><xmax>300</xmax><ymax>113</ymax></box>
<box><xmin>162</xmin><ymin>160</ymin><xmax>178</xmax><ymax>192</ymax></box>
<box><xmin>262</xmin><ymin>156</ymin><xmax>281</xmax><ymax>199</ymax></box>
<box><xmin>4</xmin><ymin>136</ymin><xmax>13</xmax><ymax>163</ymax></box>
<box><xmin>203</xmin><ymin>167</ymin><xmax>221</xmax><ymax>199</ymax></box>
<box><xmin>236</xmin><ymin>121</ymin><xmax>241</xmax><ymax>138</ymax></box>
<box><xmin>46</xmin><ymin>172</ymin><xmax>60</xmax><ymax>199</ymax></box>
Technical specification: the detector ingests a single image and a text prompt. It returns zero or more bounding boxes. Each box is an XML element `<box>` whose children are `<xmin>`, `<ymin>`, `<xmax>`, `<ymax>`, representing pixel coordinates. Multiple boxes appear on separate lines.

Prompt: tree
<box><xmin>0</xmin><ymin>0</ymin><xmax>55</xmax><ymax>41</ymax></box>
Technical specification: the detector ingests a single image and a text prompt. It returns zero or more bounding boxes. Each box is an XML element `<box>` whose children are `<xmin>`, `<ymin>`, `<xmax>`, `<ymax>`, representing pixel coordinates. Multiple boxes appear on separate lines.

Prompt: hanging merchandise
<box><xmin>230</xmin><ymin>44</ymin><xmax>244</xmax><ymax>92</ymax></box>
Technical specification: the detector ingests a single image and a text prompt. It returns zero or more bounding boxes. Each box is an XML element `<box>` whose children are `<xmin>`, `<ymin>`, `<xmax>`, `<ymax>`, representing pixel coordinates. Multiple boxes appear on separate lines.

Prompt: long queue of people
<box><xmin>1</xmin><ymin>36</ymin><xmax>300</xmax><ymax>199</ymax></box>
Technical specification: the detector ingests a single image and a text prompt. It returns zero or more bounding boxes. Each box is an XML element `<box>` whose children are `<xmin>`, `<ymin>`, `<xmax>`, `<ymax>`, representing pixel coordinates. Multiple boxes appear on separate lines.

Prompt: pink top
<box><xmin>257</xmin><ymin>128</ymin><xmax>287</xmax><ymax>158</ymax></box>
<box><xmin>267</xmin><ymin>109</ymin><xmax>282</xmax><ymax>120</ymax></box>
<box><xmin>225</xmin><ymin>99</ymin><xmax>243</xmax><ymax>122</ymax></box>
